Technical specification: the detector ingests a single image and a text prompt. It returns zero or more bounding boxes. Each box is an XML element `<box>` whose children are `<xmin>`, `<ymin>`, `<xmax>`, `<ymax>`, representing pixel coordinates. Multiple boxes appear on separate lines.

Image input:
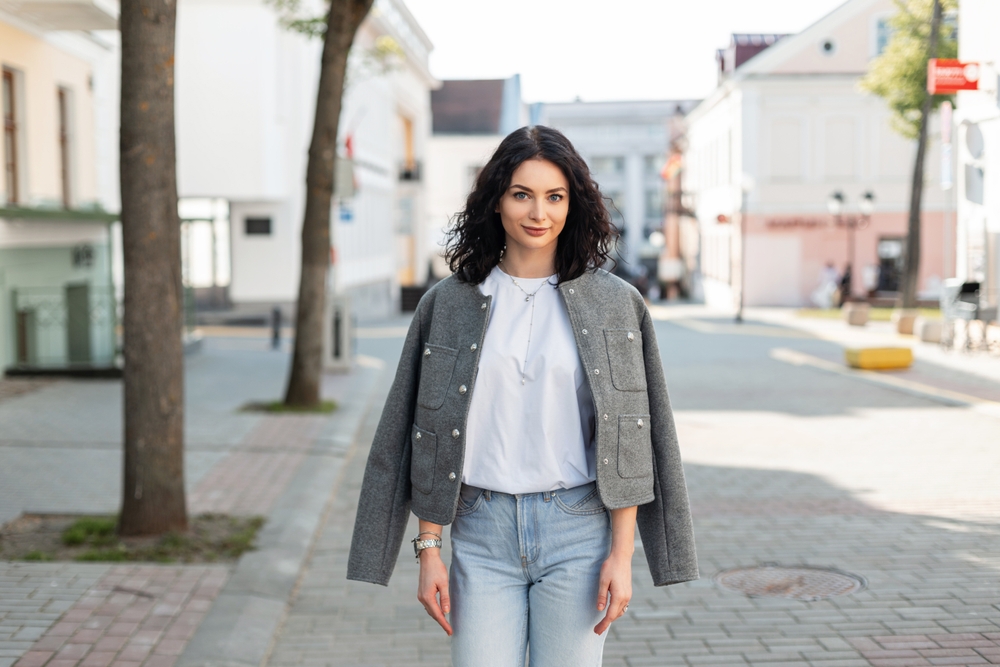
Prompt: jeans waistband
<box><xmin>460</xmin><ymin>480</ymin><xmax>597</xmax><ymax>503</ymax></box>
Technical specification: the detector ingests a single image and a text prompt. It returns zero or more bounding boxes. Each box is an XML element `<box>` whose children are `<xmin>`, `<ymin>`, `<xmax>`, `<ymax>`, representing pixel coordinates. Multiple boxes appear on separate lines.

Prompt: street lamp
<box><xmin>827</xmin><ymin>190</ymin><xmax>844</xmax><ymax>216</ymax></box>
<box><xmin>826</xmin><ymin>190</ymin><xmax>874</xmax><ymax>301</ymax></box>
<box><xmin>735</xmin><ymin>174</ymin><xmax>755</xmax><ymax>323</ymax></box>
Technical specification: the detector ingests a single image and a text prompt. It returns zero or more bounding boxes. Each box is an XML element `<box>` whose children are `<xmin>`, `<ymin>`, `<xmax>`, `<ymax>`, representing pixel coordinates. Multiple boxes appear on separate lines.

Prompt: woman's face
<box><xmin>497</xmin><ymin>158</ymin><xmax>569</xmax><ymax>256</ymax></box>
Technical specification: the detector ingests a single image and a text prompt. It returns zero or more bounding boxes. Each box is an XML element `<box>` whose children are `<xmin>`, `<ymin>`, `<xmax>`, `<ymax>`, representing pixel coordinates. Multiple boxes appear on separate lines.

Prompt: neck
<box><xmin>501</xmin><ymin>243</ymin><xmax>556</xmax><ymax>279</ymax></box>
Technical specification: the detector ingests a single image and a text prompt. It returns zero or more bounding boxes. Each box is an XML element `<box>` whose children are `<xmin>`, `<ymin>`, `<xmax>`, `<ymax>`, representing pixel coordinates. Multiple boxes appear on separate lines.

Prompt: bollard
<box><xmin>271</xmin><ymin>306</ymin><xmax>281</xmax><ymax>350</ymax></box>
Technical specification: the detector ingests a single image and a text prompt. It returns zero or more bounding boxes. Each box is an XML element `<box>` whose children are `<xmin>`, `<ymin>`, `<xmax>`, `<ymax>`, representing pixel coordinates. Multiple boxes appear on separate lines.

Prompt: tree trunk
<box><xmin>283</xmin><ymin>0</ymin><xmax>373</xmax><ymax>407</ymax></box>
<box><xmin>900</xmin><ymin>0</ymin><xmax>943</xmax><ymax>309</ymax></box>
<box><xmin>118</xmin><ymin>0</ymin><xmax>187</xmax><ymax>536</ymax></box>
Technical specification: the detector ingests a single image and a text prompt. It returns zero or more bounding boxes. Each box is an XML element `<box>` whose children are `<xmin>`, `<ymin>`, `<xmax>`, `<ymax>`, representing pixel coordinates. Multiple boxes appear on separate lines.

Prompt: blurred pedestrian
<box><xmin>838</xmin><ymin>263</ymin><xmax>853</xmax><ymax>305</ymax></box>
<box><xmin>347</xmin><ymin>126</ymin><xmax>697</xmax><ymax>666</ymax></box>
<box><xmin>271</xmin><ymin>306</ymin><xmax>281</xmax><ymax>350</ymax></box>
<box><xmin>811</xmin><ymin>261</ymin><xmax>840</xmax><ymax>308</ymax></box>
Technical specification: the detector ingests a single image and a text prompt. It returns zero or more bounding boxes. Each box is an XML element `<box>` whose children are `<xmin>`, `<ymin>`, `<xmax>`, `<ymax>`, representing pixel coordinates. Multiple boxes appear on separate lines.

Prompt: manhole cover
<box><xmin>714</xmin><ymin>565</ymin><xmax>866</xmax><ymax>601</ymax></box>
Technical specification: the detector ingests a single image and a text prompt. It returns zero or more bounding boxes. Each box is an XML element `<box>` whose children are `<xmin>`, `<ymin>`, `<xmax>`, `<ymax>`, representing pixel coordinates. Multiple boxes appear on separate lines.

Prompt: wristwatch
<box><xmin>412</xmin><ymin>535</ymin><xmax>443</xmax><ymax>559</ymax></box>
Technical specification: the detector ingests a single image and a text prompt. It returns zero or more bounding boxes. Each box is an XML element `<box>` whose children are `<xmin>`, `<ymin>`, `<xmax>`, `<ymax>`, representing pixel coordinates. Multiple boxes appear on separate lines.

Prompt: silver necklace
<box><xmin>499</xmin><ymin>261</ymin><xmax>557</xmax><ymax>385</ymax></box>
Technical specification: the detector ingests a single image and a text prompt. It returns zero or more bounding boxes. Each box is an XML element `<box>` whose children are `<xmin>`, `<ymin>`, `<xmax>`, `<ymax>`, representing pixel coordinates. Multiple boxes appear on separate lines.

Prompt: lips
<box><xmin>522</xmin><ymin>226</ymin><xmax>549</xmax><ymax>237</ymax></box>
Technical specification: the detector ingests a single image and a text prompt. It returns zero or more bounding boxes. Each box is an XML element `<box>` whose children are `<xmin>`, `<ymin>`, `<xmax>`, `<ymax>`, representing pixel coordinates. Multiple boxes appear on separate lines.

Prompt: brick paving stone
<box><xmin>8</xmin><ymin>567</ymin><xmax>227</xmax><ymax>667</ymax></box>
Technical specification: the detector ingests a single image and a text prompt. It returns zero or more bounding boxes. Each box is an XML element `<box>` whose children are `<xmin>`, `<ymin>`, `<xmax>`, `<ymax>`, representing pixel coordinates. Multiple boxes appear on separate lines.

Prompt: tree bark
<box><xmin>118</xmin><ymin>0</ymin><xmax>187</xmax><ymax>535</ymax></box>
<box><xmin>900</xmin><ymin>0</ymin><xmax>943</xmax><ymax>309</ymax></box>
<box><xmin>283</xmin><ymin>0</ymin><xmax>373</xmax><ymax>406</ymax></box>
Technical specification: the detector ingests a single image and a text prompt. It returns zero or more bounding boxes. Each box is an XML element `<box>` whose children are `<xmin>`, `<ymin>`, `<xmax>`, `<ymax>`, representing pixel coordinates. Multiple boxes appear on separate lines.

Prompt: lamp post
<box><xmin>735</xmin><ymin>174</ymin><xmax>755</xmax><ymax>323</ymax></box>
<box><xmin>827</xmin><ymin>190</ymin><xmax>875</xmax><ymax>301</ymax></box>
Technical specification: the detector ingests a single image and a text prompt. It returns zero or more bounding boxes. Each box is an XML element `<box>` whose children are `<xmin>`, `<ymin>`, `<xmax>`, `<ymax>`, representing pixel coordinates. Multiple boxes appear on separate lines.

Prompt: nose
<box><xmin>530</xmin><ymin>199</ymin><xmax>546</xmax><ymax>222</ymax></box>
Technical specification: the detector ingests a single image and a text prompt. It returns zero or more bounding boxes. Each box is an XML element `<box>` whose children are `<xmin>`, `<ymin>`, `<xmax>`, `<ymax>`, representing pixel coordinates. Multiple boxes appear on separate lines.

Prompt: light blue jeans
<box><xmin>449</xmin><ymin>481</ymin><xmax>612</xmax><ymax>667</ymax></box>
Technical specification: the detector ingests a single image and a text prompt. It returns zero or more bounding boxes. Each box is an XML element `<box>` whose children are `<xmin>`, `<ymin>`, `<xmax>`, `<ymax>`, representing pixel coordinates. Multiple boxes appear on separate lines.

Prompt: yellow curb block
<box><xmin>844</xmin><ymin>347</ymin><xmax>914</xmax><ymax>370</ymax></box>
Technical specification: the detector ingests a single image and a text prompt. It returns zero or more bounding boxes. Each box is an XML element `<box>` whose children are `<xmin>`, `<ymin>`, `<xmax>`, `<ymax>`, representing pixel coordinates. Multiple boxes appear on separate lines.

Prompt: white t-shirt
<box><xmin>462</xmin><ymin>265</ymin><xmax>596</xmax><ymax>494</ymax></box>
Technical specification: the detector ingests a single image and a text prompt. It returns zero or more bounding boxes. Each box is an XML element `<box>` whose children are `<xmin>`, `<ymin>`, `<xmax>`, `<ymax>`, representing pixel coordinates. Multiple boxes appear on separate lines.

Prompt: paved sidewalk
<box><xmin>1</xmin><ymin>332</ymin><xmax>386</xmax><ymax>667</ymax></box>
<box><xmin>257</xmin><ymin>309</ymin><xmax>1000</xmax><ymax>667</ymax></box>
<box><xmin>5</xmin><ymin>311</ymin><xmax>999</xmax><ymax>667</ymax></box>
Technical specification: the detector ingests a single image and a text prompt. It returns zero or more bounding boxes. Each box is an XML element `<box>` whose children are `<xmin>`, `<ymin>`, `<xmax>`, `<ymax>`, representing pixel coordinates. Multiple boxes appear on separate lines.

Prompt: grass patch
<box><xmin>241</xmin><ymin>400</ymin><xmax>337</xmax><ymax>414</ymax></box>
<box><xmin>0</xmin><ymin>513</ymin><xmax>265</xmax><ymax>564</ymax></box>
<box><xmin>797</xmin><ymin>307</ymin><xmax>941</xmax><ymax>321</ymax></box>
<box><xmin>62</xmin><ymin>516</ymin><xmax>117</xmax><ymax>546</ymax></box>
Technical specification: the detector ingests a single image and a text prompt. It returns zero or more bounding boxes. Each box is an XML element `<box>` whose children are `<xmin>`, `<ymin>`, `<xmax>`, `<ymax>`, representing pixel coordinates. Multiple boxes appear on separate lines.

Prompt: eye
<box><xmin>548</xmin><ymin>194</ymin><xmax>564</xmax><ymax>202</ymax></box>
<box><xmin>513</xmin><ymin>192</ymin><xmax>529</xmax><ymax>200</ymax></box>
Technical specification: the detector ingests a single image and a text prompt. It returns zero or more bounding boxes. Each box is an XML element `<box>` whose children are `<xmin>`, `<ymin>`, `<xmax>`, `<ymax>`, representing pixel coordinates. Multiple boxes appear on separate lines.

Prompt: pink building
<box><xmin>685</xmin><ymin>0</ymin><xmax>953</xmax><ymax>308</ymax></box>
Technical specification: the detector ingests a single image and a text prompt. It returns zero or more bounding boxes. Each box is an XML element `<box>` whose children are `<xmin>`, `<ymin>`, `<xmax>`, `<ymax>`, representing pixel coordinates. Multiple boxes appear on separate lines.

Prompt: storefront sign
<box><xmin>927</xmin><ymin>59</ymin><xmax>980</xmax><ymax>94</ymax></box>
<box><xmin>766</xmin><ymin>217</ymin><xmax>827</xmax><ymax>229</ymax></box>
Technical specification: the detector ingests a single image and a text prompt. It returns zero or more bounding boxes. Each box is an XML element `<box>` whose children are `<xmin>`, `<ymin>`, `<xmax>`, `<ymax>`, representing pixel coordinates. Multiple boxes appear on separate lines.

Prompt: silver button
<box><xmin>481</xmin><ymin>302</ymin><xmax>487</xmax><ymax>310</ymax></box>
<box><xmin>424</xmin><ymin>348</ymin><xmax>431</xmax><ymax>356</ymax></box>
<box><xmin>627</xmin><ymin>332</ymin><xmax>635</xmax><ymax>341</ymax></box>
<box><xmin>459</xmin><ymin>385</ymin><xmax>467</xmax><ymax>394</ymax></box>
<box><xmin>594</xmin><ymin>369</ymin><xmax>600</xmax><ymax>375</ymax></box>
<box><xmin>470</xmin><ymin>343</ymin><xmax>477</xmax><ymax>351</ymax></box>
<box><xmin>448</xmin><ymin>472</ymin><xmax>456</xmax><ymax>481</ymax></box>
<box><xmin>415</xmin><ymin>432</ymin><xmax>422</xmax><ymax>440</ymax></box>
<box><xmin>582</xmin><ymin>329</ymin><xmax>588</xmax><ymax>335</ymax></box>
<box><xmin>637</xmin><ymin>419</ymin><xmax>644</xmax><ymax>428</ymax></box>
<box><xmin>603</xmin><ymin>458</ymin><xmax>609</xmax><ymax>465</ymax></box>
<box><xmin>452</xmin><ymin>429</ymin><xmax>460</xmax><ymax>438</ymax></box>
<box><xmin>603</xmin><ymin>414</ymin><xmax>608</xmax><ymax>421</ymax></box>
<box><xmin>569</xmin><ymin>289</ymin><xmax>575</xmax><ymax>294</ymax></box>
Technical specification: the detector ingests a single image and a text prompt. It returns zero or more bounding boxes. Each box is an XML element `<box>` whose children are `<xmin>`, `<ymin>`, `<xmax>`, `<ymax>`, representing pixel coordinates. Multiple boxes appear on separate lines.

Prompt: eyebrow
<box><xmin>509</xmin><ymin>184</ymin><xmax>568</xmax><ymax>194</ymax></box>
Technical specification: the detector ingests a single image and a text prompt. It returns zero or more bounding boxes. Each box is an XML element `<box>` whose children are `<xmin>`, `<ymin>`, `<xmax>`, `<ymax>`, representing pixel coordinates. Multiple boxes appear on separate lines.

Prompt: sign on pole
<box><xmin>928</xmin><ymin>59</ymin><xmax>981</xmax><ymax>94</ymax></box>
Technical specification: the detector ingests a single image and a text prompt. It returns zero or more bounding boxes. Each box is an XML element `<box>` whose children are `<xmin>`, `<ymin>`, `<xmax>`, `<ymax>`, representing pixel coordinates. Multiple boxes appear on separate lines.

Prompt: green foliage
<box><xmin>23</xmin><ymin>550</ymin><xmax>52</xmax><ymax>561</ymax></box>
<box><xmin>861</xmin><ymin>0</ymin><xmax>959</xmax><ymax>139</ymax></box>
<box><xmin>62</xmin><ymin>516</ymin><xmax>117</xmax><ymax>546</ymax></box>
<box><xmin>241</xmin><ymin>400</ymin><xmax>337</xmax><ymax>413</ymax></box>
<box><xmin>264</xmin><ymin>0</ymin><xmax>402</xmax><ymax>84</ymax></box>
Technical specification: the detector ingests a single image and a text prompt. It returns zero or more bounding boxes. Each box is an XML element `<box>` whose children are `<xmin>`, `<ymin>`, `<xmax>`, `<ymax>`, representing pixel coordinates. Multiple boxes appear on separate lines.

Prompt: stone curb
<box><xmin>174</xmin><ymin>365</ymin><xmax>383</xmax><ymax>667</ymax></box>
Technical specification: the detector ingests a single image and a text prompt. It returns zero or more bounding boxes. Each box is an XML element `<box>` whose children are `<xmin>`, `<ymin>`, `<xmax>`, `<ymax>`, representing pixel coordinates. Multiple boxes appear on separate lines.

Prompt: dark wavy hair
<box><xmin>445</xmin><ymin>125</ymin><xmax>617</xmax><ymax>284</ymax></box>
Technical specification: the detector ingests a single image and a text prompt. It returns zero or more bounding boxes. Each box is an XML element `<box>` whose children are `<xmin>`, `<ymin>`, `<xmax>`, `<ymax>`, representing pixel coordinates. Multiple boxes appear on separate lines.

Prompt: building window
<box><xmin>3</xmin><ymin>68</ymin><xmax>19</xmax><ymax>205</ymax></box>
<box><xmin>604</xmin><ymin>190</ymin><xmax>625</xmax><ymax>227</ymax></box>
<box><xmin>245</xmin><ymin>217</ymin><xmax>272</xmax><ymax>235</ymax></box>
<box><xmin>644</xmin><ymin>188</ymin><xmax>664</xmax><ymax>220</ymax></box>
<box><xmin>591</xmin><ymin>156</ymin><xmax>625</xmax><ymax>176</ymax></box>
<box><xmin>644</xmin><ymin>155</ymin><xmax>664</xmax><ymax>179</ymax></box>
<box><xmin>58</xmin><ymin>87</ymin><xmax>72</xmax><ymax>209</ymax></box>
<box><xmin>875</xmin><ymin>17</ymin><xmax>892</xmax><ymax>56</ymax></box>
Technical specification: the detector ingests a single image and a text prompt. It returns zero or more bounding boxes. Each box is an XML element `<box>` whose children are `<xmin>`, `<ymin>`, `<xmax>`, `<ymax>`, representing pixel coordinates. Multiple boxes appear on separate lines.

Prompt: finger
<box><xmin>440</xmin><ymin>583</ymin><xmax>451</xmax><ymax>615</ymax></box>
<box><xmin>596</xmin><ymin>578</ymin><xmax>611</xmax><ymax>611</ymax></box>
<box><xmin>593</xmin><ymin>607</ymin><xmax>614</xmax><ymax>635</ymax></box>
<box><xmin>425</xmin><ymin>595</ymin><xmax>453</xmax><ymax>636</ymax></box>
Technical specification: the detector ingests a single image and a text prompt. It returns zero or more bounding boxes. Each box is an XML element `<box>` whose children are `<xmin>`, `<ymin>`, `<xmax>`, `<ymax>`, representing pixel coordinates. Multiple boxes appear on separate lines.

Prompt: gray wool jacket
<box><xmin>347</xmin><ymin>268</ymin><xmax>698</xmax><ymax>588</ymax></box>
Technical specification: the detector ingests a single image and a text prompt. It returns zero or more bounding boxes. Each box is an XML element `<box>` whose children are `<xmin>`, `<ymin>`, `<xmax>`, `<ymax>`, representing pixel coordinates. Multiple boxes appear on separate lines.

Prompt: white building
<box><xmin>685</xmin><ymin>0</ymin><xmax>952</xmax><ymax>309</ymax></box>
<box><xmin>424</xmin><ymin>76</ymin><xmax>524</xmax><ymax>281</ymax></box>
<box><xmin>175</xmin><ymin>0</ymin><xmax>436</xmax><ymax>321</ymax></box>
<box><xmin>533</xmin><ymin>100</ymin><xmax>698</xmax><ymax>273</ymax></box>
<box><xmin>955</xmin><ymin>0</ymin><xmax>1000</xmax><ymax>305</ymax></box>
<box><xmin>0</xmin><ymin>0</ymin><xmax>120</xmax><ymax>372</ymax></box>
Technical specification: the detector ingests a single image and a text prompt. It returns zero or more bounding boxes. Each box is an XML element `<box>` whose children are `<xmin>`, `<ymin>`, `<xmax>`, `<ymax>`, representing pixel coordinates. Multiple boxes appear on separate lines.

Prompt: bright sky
<box><xmin>404</xmin><ymin>0</ymin><xmax>849</xmax><ymax>103</ymax></box>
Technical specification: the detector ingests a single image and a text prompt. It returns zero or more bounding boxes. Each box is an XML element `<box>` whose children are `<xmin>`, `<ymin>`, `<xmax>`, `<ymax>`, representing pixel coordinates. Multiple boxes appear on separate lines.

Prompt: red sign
<box><xmin>928</xmin><ymin>59</ymin><xmax>981</xmax><ymax>94</ymax></box>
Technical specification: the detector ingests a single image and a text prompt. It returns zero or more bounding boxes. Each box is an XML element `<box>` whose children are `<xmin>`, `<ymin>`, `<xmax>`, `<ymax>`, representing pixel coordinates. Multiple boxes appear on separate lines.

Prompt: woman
<box><xmin>347</xmin><ymin>125</ymin><xmax>697</xmax><ymax>666</ymax></box>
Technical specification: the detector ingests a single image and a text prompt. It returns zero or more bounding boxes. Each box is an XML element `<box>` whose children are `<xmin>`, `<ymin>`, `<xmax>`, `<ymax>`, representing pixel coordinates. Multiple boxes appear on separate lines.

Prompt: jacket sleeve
<box><xmin>346</xmin><ymin>304</ymin><xmax>425</xmax><ymax>586</ymax></box>
<box><xmin>635</xmin><ymin>307</ymin><xmax>700</xmax><ymax>586</ymax></box>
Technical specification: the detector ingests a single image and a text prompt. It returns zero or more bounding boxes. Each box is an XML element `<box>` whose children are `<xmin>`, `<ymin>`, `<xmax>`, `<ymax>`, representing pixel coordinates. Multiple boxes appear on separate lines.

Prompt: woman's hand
<box><xmin>417</xmin><ymin>548</ymin><xmax>453</xmax><ymax>636</ymax></box>
<box><xmin>594</xmin><ymin>505</ymin><xmax>637</xmax><ymax>635</ymax></box>
<box><xmin>594</xmin><ymin>551</ymin><xmax>633</xmax><ymax>635</ymax></box>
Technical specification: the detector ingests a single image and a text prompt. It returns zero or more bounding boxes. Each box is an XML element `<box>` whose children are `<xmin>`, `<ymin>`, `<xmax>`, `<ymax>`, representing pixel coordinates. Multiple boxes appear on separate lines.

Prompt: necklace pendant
<box><xmin>525</xmin><ymin>296</ymin><xmax>530</xmax><ymax>302</ymax></box>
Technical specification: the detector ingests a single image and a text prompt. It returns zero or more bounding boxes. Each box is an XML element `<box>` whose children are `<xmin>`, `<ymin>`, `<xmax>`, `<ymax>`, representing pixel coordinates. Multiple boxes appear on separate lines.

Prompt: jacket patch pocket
<box><xmin>617</xmin><ymin>415</ymin><xmax>653</xmax><ymax>479</ymax></box>
<box><xmin>410</xmin><ymin>425</ymin><xmax>437</xmax><ymax>495</ymax></box>
<box><xmin>417</xmin><ymin>343</ymin><xmax>459</xmax><ymax>410</ymax></box>
<box><xmin>604</xmin><ymin>329</ymin><xmax>647</xmax><ymax>392</ymax></box>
